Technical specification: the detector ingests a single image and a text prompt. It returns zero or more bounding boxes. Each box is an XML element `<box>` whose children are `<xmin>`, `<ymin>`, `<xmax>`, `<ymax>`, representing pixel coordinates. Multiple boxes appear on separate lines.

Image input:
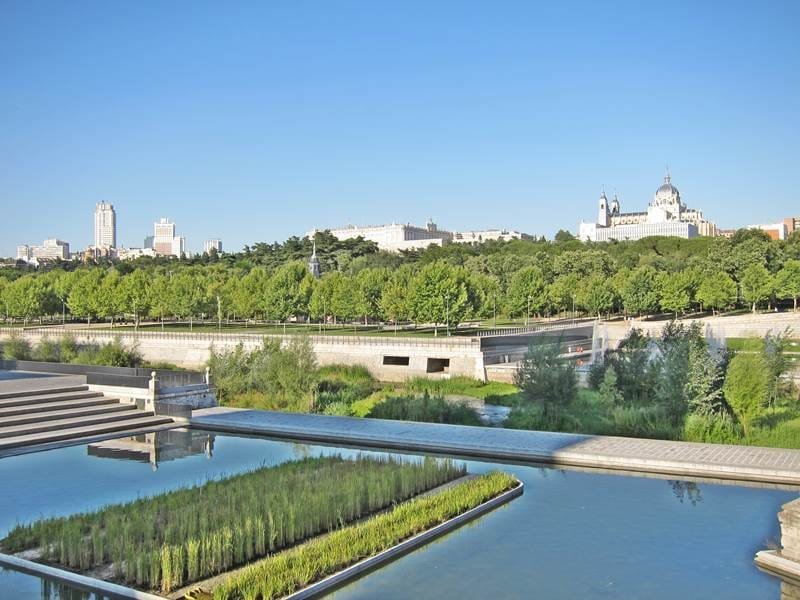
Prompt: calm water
<box><xmin>0</xmin><ymin>428</ymin><xmax>797</xmax><ymax>599</ymax></box>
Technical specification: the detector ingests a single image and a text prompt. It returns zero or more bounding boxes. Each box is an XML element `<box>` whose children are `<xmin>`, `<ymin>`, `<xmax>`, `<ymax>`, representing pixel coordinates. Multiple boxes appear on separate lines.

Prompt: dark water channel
<box><xmin>0</xmin><ymin>428</ymin><xmax>796</xmax><ymax>599</ymax></box>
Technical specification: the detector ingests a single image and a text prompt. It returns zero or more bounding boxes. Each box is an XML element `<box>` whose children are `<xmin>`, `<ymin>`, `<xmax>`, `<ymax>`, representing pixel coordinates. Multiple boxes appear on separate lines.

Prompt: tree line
<box><xmin>3</xmin><ymin>228</ymin><xmax>800</xmax><ymax>327</ymax></box>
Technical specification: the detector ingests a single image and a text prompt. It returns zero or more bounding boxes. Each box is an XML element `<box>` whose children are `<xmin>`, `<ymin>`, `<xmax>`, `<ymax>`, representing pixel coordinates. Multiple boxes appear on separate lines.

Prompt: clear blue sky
<box><xmin>1</xmin><ymin>0</ymin><xmax>798</xmax><ymax>256</ymax></box>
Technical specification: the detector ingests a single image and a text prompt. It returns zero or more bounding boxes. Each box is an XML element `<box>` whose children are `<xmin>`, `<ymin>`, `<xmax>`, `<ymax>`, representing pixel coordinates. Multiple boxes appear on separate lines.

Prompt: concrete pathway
<box><xmin>192</xmin><ymin>407</ymin><xmax>800</xmax><ymax>486</ymax></box>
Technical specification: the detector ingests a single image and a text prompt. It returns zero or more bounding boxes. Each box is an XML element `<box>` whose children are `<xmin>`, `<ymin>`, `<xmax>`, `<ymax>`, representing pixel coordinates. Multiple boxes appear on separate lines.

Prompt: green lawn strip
<box><xmin>209</xmin><ymin>471</ymin><xmax>518</xmax><ymax>600</ymax></box>
<box><xmin>0</xmin><ymin>455</ymin><xmax>465</xmax><ymax>594</ymax></box>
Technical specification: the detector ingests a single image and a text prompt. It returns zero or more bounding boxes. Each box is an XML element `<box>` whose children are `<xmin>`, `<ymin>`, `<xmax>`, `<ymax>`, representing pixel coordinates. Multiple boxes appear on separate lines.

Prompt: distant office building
<box><xmin>143</xmin><ymin>235</ymin><xmax>154</xmax><ymax>249</ymax></box>
<box><xmin>308</xmin><ymin>218</ymin><xmax>452</xmax><ymax>252</ymax></box>
<box><xmin>579</xmin><ymin>172</ymin><xmax>718</xmax><ymax>242</ymax></box>
<box><xmin>17</xmin><ymin>239</ymin><xmax>70</xmax><ymax>264</ymax></box>
<box><xmin>94</xmin><ymin>202</ymin><xmax>116</xmax><ymax>249</ymax></box>
<box><xmin>784</xmin><ymin>217</ymin><xmax>800</xmax><ymax>237</ymax></box>
<box><xmin>204</xmin><ymin>239</ymin><xmax>223</xmax><ymax>254</ymax></box>
<box><xmin>750</xmin><ymin>222</ymin><xmax>788</xmax><ymax>240</ymax></box>
<box><xmin>451</xmin><ymin>229</ymin><xmax>533</xmax><ymax>244</ymax></box>
<box><xmin>117</xmin><ymin>247</ymin><xmax>157</xmax><ymax>261</ymax></box>
<box><xmin>152</xmin><ymin>218</ymin><xmax>185</xmax><ymax>256</ymax></box>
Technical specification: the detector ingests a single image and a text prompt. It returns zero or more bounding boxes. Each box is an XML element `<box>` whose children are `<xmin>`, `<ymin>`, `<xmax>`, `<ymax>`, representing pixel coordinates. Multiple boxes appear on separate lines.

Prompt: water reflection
<box><xmin>669</xmin><ymin>480</ymin><xmax>703</xmax><ymax>505</ymax></box>
<box><xmin>41</xmin><ymin>578</ymin><xmax>102</xmax><ymax>600</ymax></box>
<box><xmin>87</xmin><ymin>429</ymin><xmax>215</xmax><ymax>470</ymax></box>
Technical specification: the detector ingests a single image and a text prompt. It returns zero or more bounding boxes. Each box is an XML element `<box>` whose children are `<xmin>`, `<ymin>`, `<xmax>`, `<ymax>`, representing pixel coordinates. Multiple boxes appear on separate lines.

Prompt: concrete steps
<box><xmin>0</xmin><ymin>390</ymin><xmax>104</xmax><ymax>408</ymax></box>
<box><xmin>0</xmin><ymin>384</ymin><xmax>90</xmax><ymax>401</ymax></box>
<box><xmin>0</xmin><ymin>385</ymin><xmax>175</xmax><ymax>451</ymax></box>
<box><xmin>0</xmin><ymin>397</ymin><xmax>120</xmax><ymax>418</ymax></box>
<box><xmin>0</xmin><ymin>403</ymin><xmax>136</xmax><ymax>428</ymax></box>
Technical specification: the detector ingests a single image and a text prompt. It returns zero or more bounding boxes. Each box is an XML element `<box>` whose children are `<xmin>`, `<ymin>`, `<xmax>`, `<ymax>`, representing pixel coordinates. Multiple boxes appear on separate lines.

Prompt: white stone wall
<box><xmin>0</xmin><ymin>328</ymin><xmax>487</xmax><ymax>382</ymax></box>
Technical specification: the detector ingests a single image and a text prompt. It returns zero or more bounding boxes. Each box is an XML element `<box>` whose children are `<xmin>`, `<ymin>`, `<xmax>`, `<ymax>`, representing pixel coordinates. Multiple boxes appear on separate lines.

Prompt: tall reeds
<box><xmin>1</xmin><ymin>455</ymin><xmax>464</xmax><ymax>593</ymax></box>
<box><xmin>212</xmin><ymin>471</ymin><xmax>518</xmax><ymax>600</ymax></box>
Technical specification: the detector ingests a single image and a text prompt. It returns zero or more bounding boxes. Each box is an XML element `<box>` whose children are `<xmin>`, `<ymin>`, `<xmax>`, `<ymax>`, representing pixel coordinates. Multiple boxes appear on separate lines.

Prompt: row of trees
<box><xmin>4</xmin><ymin>228</ymin><xmax>800</xmax><ymax>326</ymax></box>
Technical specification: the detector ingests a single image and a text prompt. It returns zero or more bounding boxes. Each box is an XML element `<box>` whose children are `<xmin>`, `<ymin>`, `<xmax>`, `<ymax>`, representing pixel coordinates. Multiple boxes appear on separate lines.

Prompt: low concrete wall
<box><xmin>780</xmin><ymin>498</ymin><xmax>800</xmax><ymax>563</ymax></box>
<box><xmin>0</xmin><ymin>328</ymin><xmax>487</xmax><ymax>382</ymax></box>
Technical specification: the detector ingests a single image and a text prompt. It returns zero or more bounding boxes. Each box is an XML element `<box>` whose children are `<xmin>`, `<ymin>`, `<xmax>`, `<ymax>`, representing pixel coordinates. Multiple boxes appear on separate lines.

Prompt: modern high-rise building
<box><xmin>152</xmin><ymin>218</ymin><xmax>185</xmax><ymax>256</ymax></box>
<box><xmin>204</xmin><ymin>239</ymin><xmax>223</xmax><ymax>254</ymax></box>
<box><xmin>17</xmin><ymin>239</ymin><xmax>70</xmax><ymax>264</ymax></box>
<box><xmin>94</xmin><ymin>202</ymin><xmax>116</xmax><ymax>249</ymax></box>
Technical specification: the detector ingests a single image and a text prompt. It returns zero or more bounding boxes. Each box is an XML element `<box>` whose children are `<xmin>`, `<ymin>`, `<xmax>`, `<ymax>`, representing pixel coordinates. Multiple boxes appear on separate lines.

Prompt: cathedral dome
<box><xmin>654</xmin><ymin>173</ymin><xmax>680</xmax><ymax>205</ymax></box>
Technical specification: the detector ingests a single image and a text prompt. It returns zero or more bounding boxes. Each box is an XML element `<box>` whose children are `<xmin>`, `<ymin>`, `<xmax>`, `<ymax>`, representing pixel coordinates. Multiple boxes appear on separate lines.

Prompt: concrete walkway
<box><xmin>192</xmin><ymin>407</ymin><xmax>800</xmax><ymax>486</ymax></box>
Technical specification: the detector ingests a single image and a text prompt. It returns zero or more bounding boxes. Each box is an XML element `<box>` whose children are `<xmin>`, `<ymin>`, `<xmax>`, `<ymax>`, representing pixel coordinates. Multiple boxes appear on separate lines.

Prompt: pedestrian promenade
<box><xmin>192</xmin><ymin>407</ymin><xmax>800</xmax><ymax>486</ymax></box>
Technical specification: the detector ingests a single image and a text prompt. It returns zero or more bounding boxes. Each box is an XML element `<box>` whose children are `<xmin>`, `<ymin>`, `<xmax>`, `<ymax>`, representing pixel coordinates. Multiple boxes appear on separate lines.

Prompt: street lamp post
<box><xmin>526</xmin><ymin>294</ymin><xmax>531</xmax><ymax>326</ymax></box>
<box><xmin>445</xmin><ymin>294</ymin><xmax>451</xmax><ymax>337</ymax></box>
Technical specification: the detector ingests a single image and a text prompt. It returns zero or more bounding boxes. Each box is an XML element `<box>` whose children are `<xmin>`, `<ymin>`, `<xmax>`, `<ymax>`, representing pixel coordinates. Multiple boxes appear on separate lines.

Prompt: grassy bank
<box><xmin>1</xmin><ymin>455</ymin><xmax>465</xmax><ymax>594</ymax></box>
<box><xmin>209</xmin><ymin>471</ymin><xmax>518</xmax><ymax>600</ymax></box>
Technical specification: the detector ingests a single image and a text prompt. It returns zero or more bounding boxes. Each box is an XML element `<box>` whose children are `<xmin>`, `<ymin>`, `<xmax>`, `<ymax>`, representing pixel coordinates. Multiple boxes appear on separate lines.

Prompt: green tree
<box><xmin>95</xmin><ymin>270</ymin><xmax>125</xmax><ymax>327</ymax></box>
<box><xmin>775</xmin><ymin>259</ymin><xmax>800</xmax><ymax>310</ymax></box>
<box><xmin>380</xmin><ymin>266</ymin><xmax>415</xmax><ymax>330</ymax></box>
<box><xmin>723</xmin><ymin>352</ymin><xmax>769</xmax><ymax>437</ymax></box>
<box><xmin>409</xmin><ymin>263</ymin><xmax>472</xmax><ymax>335</ymax></box>
<box><xmin>3</xmin><ymin>275</ymin><xmax>48</xmax><ymax>324</ymax></box>
<box><xmin>355</xmin><ymin>268</ymin><xmax>391</xmax><ymax>324</ymax></box>
<box><xmin>657</xmin><ymin>272</ymin><xmax>691</xmax><ymax>317</ymax></box>
<box><xmin>514</xmin><ymin>337</ymin><xmax>577</xmax><ymax>420</ymax></box>
<box><xmin>578</xmin><ymin>274</ymin><xmax>616</xmax><ymax>317</ymax></box>
<box><xmin>265</xmin><ymin>262</ymin><xmax>312</xmax><ymax>322</ymax></box>
<box><xmin>548</xmin><ymin>274</ymin><xmax>580</xmax><ymax>315</ymax></box>
<box><xmin>597</xmin><ymin>364</ymin><xmax>624</xmax><ymax>406</ymax></box>
<box><xmin>507</xmin><ymin>266</ymin><xmax>549</xmax><ymax>322</ymax></box>
<box><xmin>696</xmin><ymin>272</ymin><xmax>738</xmax><ymax>315</ymax></box>
<box><xmin>67</xmin><ymin>270</ymin><xmax>104</xmax><ymax>324</ymax></box>
<box><xmin>739</xmin><ymin>264</ymin><xmax>773</xmax><ymax>313</ymax></box>
<box><xmin>621</xmin><ymin>266</ymin><xmax>660</xmax><ymax>316</ymax></box>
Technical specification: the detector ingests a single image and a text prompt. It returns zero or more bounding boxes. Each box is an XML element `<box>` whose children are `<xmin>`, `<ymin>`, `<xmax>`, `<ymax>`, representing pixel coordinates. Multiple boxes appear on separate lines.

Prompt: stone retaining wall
<box><xmin>0</xmin><ymin>328</ymin><xmax>487</xmax><ymax>382</ymax></box>
<box><xmin>781</xmin><ymin>498</ymin><xmax>800</xmax><ymax>562</ymax></box>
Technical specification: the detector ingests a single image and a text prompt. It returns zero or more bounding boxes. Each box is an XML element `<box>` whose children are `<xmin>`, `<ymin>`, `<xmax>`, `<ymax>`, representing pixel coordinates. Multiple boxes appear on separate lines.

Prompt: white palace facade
<box><xmin>579</xmin><ymin>173</ymin><xmax>718</xmax><ymax>242</ymax></box>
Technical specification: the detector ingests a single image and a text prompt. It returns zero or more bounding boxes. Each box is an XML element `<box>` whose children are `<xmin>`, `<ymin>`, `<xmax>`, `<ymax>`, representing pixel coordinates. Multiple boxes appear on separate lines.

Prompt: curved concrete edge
<box><xmin>188</xmin><ymin>419</ymin><xmax>800</xmax><ymax>487</ymax></box>
<box><xmin>284</xmin><ymin>479</ymin><xmax>524</xmax><ymax>600</ymax></box>
<box><xmin>755</xmin><ymin>550</ymin><xmax>800</xmax><ymax>582</ymax></box>
<box><xmin>0</xmin><ymin>552</ymin><xmax>166</xmax><ymax>599</ymax></box>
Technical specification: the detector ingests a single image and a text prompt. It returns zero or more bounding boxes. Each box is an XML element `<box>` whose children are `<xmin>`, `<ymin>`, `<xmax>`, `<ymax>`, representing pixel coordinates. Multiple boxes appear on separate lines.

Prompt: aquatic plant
<box><xmin>211</xmin><ymin>471</ymin><xmax>518</xmax><ymax>600</ymax></box>
<box><xmin>1</xmin><ymin>455</ymin><xmax>464</xmax><ymax>593</ymax></box>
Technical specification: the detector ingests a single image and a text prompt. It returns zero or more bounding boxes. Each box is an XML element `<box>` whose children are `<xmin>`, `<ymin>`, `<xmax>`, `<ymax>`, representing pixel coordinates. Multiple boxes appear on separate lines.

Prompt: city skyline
<box><xmin>2</xmin><ymin>1</ymin><xmax>799</xmax><ymax>257</ymax></box>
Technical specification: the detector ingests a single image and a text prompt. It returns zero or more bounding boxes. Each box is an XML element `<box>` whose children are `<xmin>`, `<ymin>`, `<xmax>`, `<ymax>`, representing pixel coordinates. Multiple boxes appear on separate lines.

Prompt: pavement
<box><xmin>192</xmin><ymin>407</ymin><xmax>800</xmax><ymax>487</ymax></box>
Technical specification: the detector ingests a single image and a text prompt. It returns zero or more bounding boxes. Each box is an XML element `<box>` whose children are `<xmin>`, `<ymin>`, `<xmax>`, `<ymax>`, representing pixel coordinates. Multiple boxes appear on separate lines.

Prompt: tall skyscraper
<box><xmin>94</xmin><ymin>202</ymin><xmax>116</xmax><ymax>248</ymax></box>
<box><xmin>153</xmin><ymin>218</ymin><xmax>185</xmax><ymax>256</ymax></box>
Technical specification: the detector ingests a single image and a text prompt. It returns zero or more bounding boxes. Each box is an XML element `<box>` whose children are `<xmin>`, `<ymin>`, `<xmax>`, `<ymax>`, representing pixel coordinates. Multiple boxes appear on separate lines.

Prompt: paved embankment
<box><xmin>192</xmin><ymin>407</ymin><xmax>800</xmax><ymax>486</ymax></box>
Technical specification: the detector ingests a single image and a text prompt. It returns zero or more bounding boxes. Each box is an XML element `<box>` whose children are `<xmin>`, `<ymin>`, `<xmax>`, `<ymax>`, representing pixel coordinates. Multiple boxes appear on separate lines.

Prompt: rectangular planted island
<box><xmin>0</xmin><ymin>453</ymin><xmax>520</xmax><ymax>599</ymax></box>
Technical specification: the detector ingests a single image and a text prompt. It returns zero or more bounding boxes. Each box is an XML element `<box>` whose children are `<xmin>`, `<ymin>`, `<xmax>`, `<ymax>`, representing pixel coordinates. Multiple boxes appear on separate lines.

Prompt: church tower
<box><xmin>307</xmin><ymin>241</ymin><xmax>321</xmax><ymax>279</ymax></box>
<box><xmin>598</xmin><ymin>191</ymin><xmax>610</xmax><ymax>227</ymax></box>
<box><xmin>610</xmin><ymin>193</ymin><xmax>620</xmax><ymax>216</ymax></box>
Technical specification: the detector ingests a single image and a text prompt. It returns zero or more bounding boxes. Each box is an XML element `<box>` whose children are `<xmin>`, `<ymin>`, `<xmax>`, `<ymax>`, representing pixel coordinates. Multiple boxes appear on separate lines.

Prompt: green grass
<box><xmin>208</xmin><ymin>471</ymin><xmax>518</xmax><ymax>600</ymax></box>
<box><xmin>1</xmin><ymin>455</ymin><xmax>465</xmax><ymax>594</ymax></box>
<box><xmin>368</xmin><ymin>392</ymin><xmax>482</xmax><ymax>426</ymax></box>
<box><xmin>402</xmin><ymin>376</ymin><xmax>521</xmax><ymax>405</ymax></box>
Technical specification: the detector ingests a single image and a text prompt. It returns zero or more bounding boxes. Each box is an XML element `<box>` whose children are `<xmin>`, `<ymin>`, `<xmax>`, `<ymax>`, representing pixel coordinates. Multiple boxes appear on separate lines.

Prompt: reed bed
<box><xmin>0</xmin><ymin>455</ymin><xmax>464</xmax><ymax>593</ymax></box>
<box><xmin>211</xmin><ymin>471</ymin><xmax>518</xmax><ymax>600</ymax></box>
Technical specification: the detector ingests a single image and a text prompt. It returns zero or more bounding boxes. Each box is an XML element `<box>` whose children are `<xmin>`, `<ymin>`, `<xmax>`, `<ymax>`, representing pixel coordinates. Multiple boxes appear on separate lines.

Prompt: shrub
<box><xmin>1</xmin><ymin>332</ymin><xmax>31</xmax><ymax>360</ymax></box>
<box><xmin>73</xmin><ymin>339</ymin><xmax>143</xmax><ymax>367</ymax></box>
<box><xmin>368</xmin><ymin>392</ymin><xmax>481</xmax><ymax>426</ymax></box>
<box><xmin>31</xmin><ymin>336</ymin><xmax>61</xmax><ymax>362</ymax></box>
<box><xmin>683</xmin><ymin>413</ymin><xmax>741</xmax><ymax>444</ymax></box>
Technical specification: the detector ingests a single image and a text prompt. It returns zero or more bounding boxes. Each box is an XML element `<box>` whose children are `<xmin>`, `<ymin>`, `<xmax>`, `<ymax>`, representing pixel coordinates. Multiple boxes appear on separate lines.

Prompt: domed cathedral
<box><xmin>579</xmin><ymin>171</ymin><xmax>718</xmax><ymax>242</ymax></box>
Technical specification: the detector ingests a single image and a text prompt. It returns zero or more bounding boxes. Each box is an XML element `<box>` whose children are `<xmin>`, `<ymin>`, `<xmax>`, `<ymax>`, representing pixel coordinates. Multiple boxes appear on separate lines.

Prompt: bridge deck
<box><xmin>191</xmin><ymin>407</ymin><xmax>800</xmax><ymax>487</ymax></box>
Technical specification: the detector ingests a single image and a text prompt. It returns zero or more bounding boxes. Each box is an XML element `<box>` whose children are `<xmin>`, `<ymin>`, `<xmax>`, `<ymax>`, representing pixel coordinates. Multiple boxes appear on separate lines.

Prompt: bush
<box><xmin>73</xmin><ymin>339</ymin><xmax>143</xmax><ymax>368</ymax></box>
<box><xmin>1</xmin><ymin>332</ymin><xmax>31</xmax><ymax>360</ymax></box>
<box><xmin>683</xmin><ymin>413</ymin><xmax>741</xmax><ymax>444</ymax></box>
<box><xmin>209</xmin><ymin>338</ymin><xmax>318</xmax><ymax>411</ymax></box>
<box><xmin>368</xmin><ymin>392</ymin><xmax>481</xmax><ymax>426</ymax></box>
<box><xmin>316</xmin><ymin>364</ymin><xmax>374</xmax><ymax>384</ymax></box>
<box><xmin>31</xmin><ymin>336</ymin><xmax>60</xmax><ymax>362</ymax></box>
